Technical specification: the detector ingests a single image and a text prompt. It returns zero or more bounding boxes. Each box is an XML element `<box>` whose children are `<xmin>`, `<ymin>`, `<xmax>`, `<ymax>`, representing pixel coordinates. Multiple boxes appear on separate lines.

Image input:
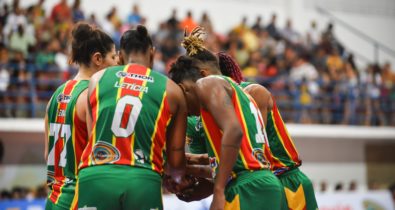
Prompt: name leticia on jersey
<box><xmin>114</xmin><ymin>81</ymin><xmax>149</xmax><ymax>93</ymax></box>
<box><xmin>116</xmin><ymin>71</ymin><xmax>154</xmax><ymax>82</ymax></box>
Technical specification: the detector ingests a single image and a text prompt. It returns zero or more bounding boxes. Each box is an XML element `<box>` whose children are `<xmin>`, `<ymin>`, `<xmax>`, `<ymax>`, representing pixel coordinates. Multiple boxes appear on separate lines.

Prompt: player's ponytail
<box><xmin>217</xmin><ymin>52</ymin><xmax>244</xmax><ymax>84</ymax></box>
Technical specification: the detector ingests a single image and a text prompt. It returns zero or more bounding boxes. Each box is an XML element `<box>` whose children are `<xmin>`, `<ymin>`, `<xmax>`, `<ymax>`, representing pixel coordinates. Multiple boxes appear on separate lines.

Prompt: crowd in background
<box><xmin>0</xmin><ymin>0</ymin><xmax>394</xmax><ymax>126</ymax></box>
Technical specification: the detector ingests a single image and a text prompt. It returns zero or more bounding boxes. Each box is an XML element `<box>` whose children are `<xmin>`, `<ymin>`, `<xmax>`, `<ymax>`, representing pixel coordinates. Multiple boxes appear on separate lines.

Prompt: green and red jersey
<box><xmin>79</xmin><ymin>64</ymin><xmax>171</xmax><ymax>175</ymax></box>
<box><xmin>200</xmin><ymin>76</ymin><xmax>271</xmax><ymax>178</ymax></box>
<box><xmin>46</xmin><ymin>80</ymin><xmax>89</xmax><ymax>204</ymax></box>
<box><xmin>239</xmin><ymin>81</ymin><xmax>301</xmax><ymax>175</ymax></box>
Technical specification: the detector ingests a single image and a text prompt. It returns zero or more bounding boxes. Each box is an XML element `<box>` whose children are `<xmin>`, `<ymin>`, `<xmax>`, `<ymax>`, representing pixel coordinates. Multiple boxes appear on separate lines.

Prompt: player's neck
<box><xmin>127</xmin><ymin>55</ymin><xmax>151</xmax><ymax>68</ymax></box>
<box><xmin>74</xmin><ymin>66</ymin><xmax>96</xmax><ymax>80</ymax></box>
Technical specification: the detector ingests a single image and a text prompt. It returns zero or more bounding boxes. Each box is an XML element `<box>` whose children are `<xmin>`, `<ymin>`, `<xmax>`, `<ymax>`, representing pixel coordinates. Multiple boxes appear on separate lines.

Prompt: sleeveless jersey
<box><xmin>239</xmin><ymin>81</ymin><xmax>301</xmax><ymax>175</ymax></box>
<box><xmin>200</xmin><ymin>76</ymin><xmax>271</xmax><ymax>178</ymax></box>
<box><xmin>79</xmin><ymin>64</ymin><xmax>171</xmax><ymax>175</ymax></box>
<box><xmin>186</xmin><ymin>116</ymin><xmax>207</xmax><ymax>154</ymax></box>
<box><xmin>46</xmin><ymin>80</ymin><xmax>89</xmax><ymax>203</ymax></box>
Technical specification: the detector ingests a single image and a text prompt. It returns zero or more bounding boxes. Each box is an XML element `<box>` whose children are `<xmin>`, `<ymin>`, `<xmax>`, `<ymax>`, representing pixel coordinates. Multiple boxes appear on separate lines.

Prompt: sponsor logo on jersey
<box><xmin>114</xmin><ymin>81</ymin><xmax>149</xmax><ymax>93</ymax></box>
<box><xmin>134</xmin><ymin>149</ymin><xmax>145</xmax><ymax>164</ymax></box>
<box><xmin>252</xmin><ymin>148</ymin><xmax>270</xmax><ymax>168</ymax></box>
<box><xmin>91</xmin><ymin>141</ymin><xmax>120</xmax><ymax>165</ymax></box>
<box><xmin>116</xmin><ymin>71</ymin><xmax>154</xmax><ymax>82</ymax></box>
<box><xmin>56</xmin><ymin>93</ymin><xmax>71</xmax><ymax>103</ymax></box>
<box><xmin>195</xmin><ymin>117</ymin><xmax>202</xmax><ymax>132</ymax></box>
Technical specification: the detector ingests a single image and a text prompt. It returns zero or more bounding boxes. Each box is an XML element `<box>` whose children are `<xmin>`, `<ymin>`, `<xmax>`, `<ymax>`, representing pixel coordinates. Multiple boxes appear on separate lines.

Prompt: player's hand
<box><xmin>163</xmin><ymin>175</ymin><xmax>195</xmax><ymax>194</ymax></box>
<box><xmin>210</xmin><ymin>190</ymin><xmax>226</xmax><ymax>210</ymax></box>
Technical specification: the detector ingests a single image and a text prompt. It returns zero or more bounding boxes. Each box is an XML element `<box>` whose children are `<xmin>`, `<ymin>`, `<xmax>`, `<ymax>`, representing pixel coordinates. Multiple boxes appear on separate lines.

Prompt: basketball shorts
<box><xmin>278</xmin><ymin>168</ymin><xmax>318</xmax><ymax>210</ymax></box>
<box><xmin>46</xmin><ymin>181</ymin><xmax>78</xmax><ymax>210</ymax></box>
<box><xmin>77</xmin><ymin>165</ymin><xmax>162</xmax><ymax>210</ymax></box>
<box><xmin>224</xmin><ymin>169</ymin><xmax>288</xmax><ymax>210</ymax></box>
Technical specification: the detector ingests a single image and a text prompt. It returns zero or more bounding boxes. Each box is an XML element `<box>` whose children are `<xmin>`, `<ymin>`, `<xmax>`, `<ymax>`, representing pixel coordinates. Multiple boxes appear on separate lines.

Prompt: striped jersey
<box><xmin>79</xmin><ymin>64</ymin><xmax>171</xmax><ymax>175</ymax></box>
<box><xmin>46</xmin><ymin>80</ymin><xmax>89</xmax><ymax>203</ymax></box>
<box><xmin>200</xmin><ymin>76</ymin><xmax>271</xmax><ymax>178</ymax></box>
<box><xmin>239</xmin><ymin>81</ymin><xmax>301</xmax><ymax>175</ymax></box>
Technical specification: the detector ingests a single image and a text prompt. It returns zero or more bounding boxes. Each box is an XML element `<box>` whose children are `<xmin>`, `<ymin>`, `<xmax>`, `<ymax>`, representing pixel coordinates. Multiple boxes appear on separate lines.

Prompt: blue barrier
<box><xmin>0</xmin><ymin>199</ymin><xmax>46</xmax><ymax>210</ymax></box>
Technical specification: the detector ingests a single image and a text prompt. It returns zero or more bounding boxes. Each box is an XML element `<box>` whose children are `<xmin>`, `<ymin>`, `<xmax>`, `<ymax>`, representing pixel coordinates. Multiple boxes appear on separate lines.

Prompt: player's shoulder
<box><xmin>243</xmin><ymin>83</ymin><xmax>270</xmax><ymax>96</ymax></box>
<box><xmin>196</xmin><ymin>75</ymin><xmax>228</xmax><ymax>88</ymax></box>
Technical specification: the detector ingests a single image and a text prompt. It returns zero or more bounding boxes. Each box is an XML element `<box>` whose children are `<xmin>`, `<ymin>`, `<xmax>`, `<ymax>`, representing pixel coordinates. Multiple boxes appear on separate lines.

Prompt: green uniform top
<box><xmin>79</xmin><ymin>64</ymin><xmax>172</xmax><ymax>175</ymax></box>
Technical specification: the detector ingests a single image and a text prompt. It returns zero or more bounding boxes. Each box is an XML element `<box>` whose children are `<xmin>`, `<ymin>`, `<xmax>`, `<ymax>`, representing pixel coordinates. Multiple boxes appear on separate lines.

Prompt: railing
<box><xmin>316</xmin><ymin>7</ymin><xmax>395</xmax><ymax>64</ymax></box>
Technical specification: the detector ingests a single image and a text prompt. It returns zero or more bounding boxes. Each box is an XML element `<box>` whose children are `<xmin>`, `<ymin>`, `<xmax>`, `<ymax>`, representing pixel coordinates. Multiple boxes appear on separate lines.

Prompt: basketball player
<box><xmin>77</xmin><ymin>25</ymin><xmax>188</xmax><ymax>210</ymax></box>
<box><xmin>44</xmin><ymin>23</ymin><xmax>117</xmax><ymax>210</ymax></box>
<box><xmin>218</xmin><ymin>52</ymin><xmax>318</xmax><ymax>210</ymax></box>
<box><xmin>168</xmin><ymin>28</ymin><xmax>287</xmax><ymax>210</ymax></box>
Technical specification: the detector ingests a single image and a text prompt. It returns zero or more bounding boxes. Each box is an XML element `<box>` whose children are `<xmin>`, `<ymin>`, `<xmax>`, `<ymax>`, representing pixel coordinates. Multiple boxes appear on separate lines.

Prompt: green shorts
<box><xmin>225</xmin><ymin>170</ymin><xmax>288</xmax><ymax>210</ymax></box>
<box><xmin>278</xmin><ymin>168</ymin><xmax>318</xmax><ymax>210</ymax></box>
<box><xmin>46</xmin><ymin>181</ymin><xmax>78</xmax><ymax>210</ymax></box>
<box><xmin>78</xmin><ymin>165</ymin><xmax>163</xmax><ymax>210</ymax></box>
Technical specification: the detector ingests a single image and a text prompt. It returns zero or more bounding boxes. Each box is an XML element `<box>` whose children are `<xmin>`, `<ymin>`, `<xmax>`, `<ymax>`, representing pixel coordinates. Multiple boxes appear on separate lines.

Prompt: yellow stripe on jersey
<box><xmin>149</xmin><ymin>91</ymin><xmax>167</xmax><ymax>170</ymax></box>
<box><xmin>201</xmin><ymin>117</ymin><xmax>220</xmax><ymax>163</ymax></box>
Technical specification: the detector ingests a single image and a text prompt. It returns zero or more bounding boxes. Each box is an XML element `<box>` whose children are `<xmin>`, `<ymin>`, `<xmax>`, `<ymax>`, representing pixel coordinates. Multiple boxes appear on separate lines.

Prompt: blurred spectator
<box><xmin>9</xmin><ymin>24</ymin><xmax>36</xmax><ymax>57</ymax></box>
<box><xmin>50</xmin><ymin>0</ymin><xmax>71</xmax><ymax>23</ymax></box>
<box><xmin>266</xmin><ymin>13</ymin><xmax>280</xmax><ymax>39</ymax></box>
<box><xmin>349</xmin><ymin>180</ymin><xmax>357</xmax><ymax>192</ymax></box>
<box><xmin>364</xmin><ymin>64</ymin><xmax>386</xmax><ymax>125</ymax></box>
<box><xmin>0</xmin><ymin>139</ymin><xmax>4</xmax><ymax>163</ymax></box>
<box><xmin>281</xmin><ymin>19</ymin><xmax>301</xmax><ymax>44</ymax></box>
<box><xmin>334</xmin><ymin>182</ymin><xmax>344</xmax><ymax>191</ymax></box>
<box><xmin>31</xmin><ymin>0</ymin><xmax>46</xmax><ymax>27</ymax></box>
<box><xmin>167</xmin><ymin>9</ymin><xmax>179</xmax><ymax>30</ymax></box>
<box><xmin>306</xmin><ymin>20</ymin><xmax>320</xmax><ymax>45</ymax></box>
<box><xmin>381</xmin><ymin>62</ymin><xmax>394</xmax><ymax>125</ymax></box>
<box><xmin>342</xmin><ymin>61</ymin><xmax>359</xmax><ymax>125</ymax></box>
<box><xmin>126</xmin><ymin>4</ymin><xmax>143</xmax><ymax>26</ymax></box>
<box><xmin>180</xmin><ymin>10</ymin><xmax>197</xmax><ymax>33</ymax></box>
<box><xmin>71</xmin><ymin>0</ymin><xmax>85</xmax><ymax>23</ymax></box>
<box><xmin>251</xmin><ymin>16</ymin><xmax>263</xmax><ymax>33</ymax></box>
<box><xmin>0</xmin><ymin>45</ymin><xmax>10</xmax><ymax>117</ymax></box>
<box><xmin>320</xmin><ymin>181</ymin><xmax>328</xmax><ymax>193</ymax></box>
<box><xmin>2</xmin><ymin>2</ymin><xmax>27</xmax><ymax>43</ymax></box>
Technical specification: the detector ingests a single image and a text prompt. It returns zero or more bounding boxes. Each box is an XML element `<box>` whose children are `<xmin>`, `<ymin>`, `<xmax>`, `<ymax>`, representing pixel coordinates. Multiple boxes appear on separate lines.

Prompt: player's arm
<box><xmin>44</xmin><ymin>97</ymin><xmax>52</xmax><ymax>161</ymax></box>
<box><xmin>186</xmin><ymin>164</ymin><xmax>212</xmax><ymax>178</ymax></box>
<box><xmin>177</xmin><ymin>177</ymin><xmax>214</xmax><ymax>202</ymax></box>
<box><xmin>165</xmin><ymin>79</ymin><xmax>188</xmax><ymax>182</ymax></box>
<box><xmin>243</xmin><ymin>84</ymin><xmax>273</xmax><ymax>125</ymax></box>
<box><xmin>186</xmin><ymin>153</ymin><xmax>209</xmax><ymax>165</ymax></box>
<box><xmin>196</xmin><ymin>76</ymin><xmax>243</xmax><ymax>207</ymax></box>
<box><xmin>86</xmin><ymin>70</ymin><xmax>106</xmax><ymax>137</ymax></box>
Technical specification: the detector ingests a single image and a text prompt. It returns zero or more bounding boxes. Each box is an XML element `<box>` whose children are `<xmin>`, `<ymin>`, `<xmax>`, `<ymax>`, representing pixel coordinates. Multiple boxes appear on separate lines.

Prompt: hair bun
<box><xmin>136</xmin><ymin>25</ymin><xmax>148</xmax><ymax>38</ymax></box>
<box><xmin>72</xmin><ymin>23</ymin><xmax>94</xmax><ymax>42</ymax></box>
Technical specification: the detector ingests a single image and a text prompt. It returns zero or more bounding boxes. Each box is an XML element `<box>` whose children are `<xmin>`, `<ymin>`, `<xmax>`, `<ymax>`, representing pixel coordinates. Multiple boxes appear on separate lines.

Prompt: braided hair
<box><xmin>181</xmin><ymin>26</ymin><xmax>219</xmax><ymax>69</ymax></box>
<box><xmin>217</xmin><ymin>52</ymin><xmax>244</xmax><ymax>84</ymax></box>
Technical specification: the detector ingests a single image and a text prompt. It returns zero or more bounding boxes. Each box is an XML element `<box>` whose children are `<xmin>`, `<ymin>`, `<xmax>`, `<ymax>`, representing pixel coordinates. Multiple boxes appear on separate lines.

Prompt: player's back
<box><xmin>200</xmin><ymin>76</ymin><xmax>272</xmax><ymax>177</ymax></box>
<box><xmin>46</xmin><ymin>79</ymin><xmax>89</xmax><ymax>201</ymax></box>
<box><xmin>79</xmin><ymin>64</ymin><xmax>171</xmax><ymax>174</ymax></box>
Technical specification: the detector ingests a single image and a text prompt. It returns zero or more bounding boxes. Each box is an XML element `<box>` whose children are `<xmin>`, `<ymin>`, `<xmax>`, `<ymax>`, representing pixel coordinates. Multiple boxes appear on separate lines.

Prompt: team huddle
<box><xmin>45</xmin><ymin>23</ymin><xmax>318</xmax><ymax>210</ymax></box>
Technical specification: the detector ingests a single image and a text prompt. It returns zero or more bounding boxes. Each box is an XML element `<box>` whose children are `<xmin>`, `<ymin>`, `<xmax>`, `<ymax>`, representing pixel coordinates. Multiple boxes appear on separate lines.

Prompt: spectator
<box><xmin>126</xmin><ymin>4</ymin><xmax>143</xmax><ymax>26</ymax></box>
<box><xmin>50</xmin><ymin>0</ymin><xmax>71</xmax><ymax>23</ymax></box>
<box><xmin>342</xmin><ymin>61</ymin><xmax>359</xmax><ymax>125</ymax></box>
<box><xmin>71</xmin><ymin>0</ymin><xmax>85</xmax><ymax>23</ymax></box>
<box><xmin>9</xmin><ymin>25</ymin><xmax>36</xmax><ymax>57</ymax></box>
<box><xmin>281</xmin><ymin>19</ymin><xmax>301</xmax><ymax>44</ymax></box>
<box><xmin>2</xmin><ymin>3</ymin><xmax>27</xmax><ymax>43</ymax></box>
<box><xmin>0</xmin><ymin>45</ymin><xmax>10</xmax><ymax>117</ymax></box>
<box><xmin>167</xmin><ymin>8</ymin><xmax>179</xmax><ymax>30</ymax></box>
<box><xmin>251</xmin><ymin>16</ymin><xmax>263</xmax><ymax>33</ymax></box>
<box><xmin>349</xmin><ymin>180</ymin><xmax>357</xmax><ymax>192</ymax></box>
<box><xmin>306</xmin><ymin>20</ymin><xmax>320</xmax><ymax>45</ymax></box>
<box><xmin>334</xmin><ymin>182</ymin><xmax>344</xmax><ymax>192</ymax></box>
<box><xmin>266</xmin><ymin>13</ymin><xmax>280</xmax><ymax>39</ymax></box>
<box><xmin>180</xmin><ymin>10</ymin><xmax>197</xmax><ymax>33</ymax></box>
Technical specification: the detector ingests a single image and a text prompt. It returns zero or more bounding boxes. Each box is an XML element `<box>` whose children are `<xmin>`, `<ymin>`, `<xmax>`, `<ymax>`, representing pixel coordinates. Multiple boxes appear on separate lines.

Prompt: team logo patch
<box><xmin>91</xmin><ymin>141</ymin><xmax>120</xmax><ymax>165</ymax></box>
<box><xmin>116</xmin><ymin>71</ymin><xmax>154</xmax><ymax>82</ymax></box>
<box><xmin>209</xmin><ymin>157</ymin><xmax>218</xmax><ymax>178</ymax></box>
<box><xmin>252</xmin><ymin>148</ymin><xmax>270</xmax><ymax>168</ymax></box>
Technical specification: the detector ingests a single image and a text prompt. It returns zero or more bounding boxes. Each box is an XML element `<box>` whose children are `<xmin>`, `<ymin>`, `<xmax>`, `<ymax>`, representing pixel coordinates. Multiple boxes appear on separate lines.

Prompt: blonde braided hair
<box><xmin>181</xmin><ymin>26</ymin><xmax>206</xmax><ymax>56</ymax></box>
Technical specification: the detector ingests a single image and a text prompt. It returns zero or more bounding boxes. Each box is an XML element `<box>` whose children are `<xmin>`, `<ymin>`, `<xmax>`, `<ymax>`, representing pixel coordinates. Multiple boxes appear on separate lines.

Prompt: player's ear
<box><xmin>118</xmin><ymin>50</ymin><xmax>125</xmax><ymax>65</ymax></box>
<box><xmin>200</xmin><ymin>69</ymin><xmax>209</xmax><ymax>77</ymax></box>
<box><xmin>91</xmin><ymin>52</ymin><xmax>103</xmax><ymax>67</ymax></box>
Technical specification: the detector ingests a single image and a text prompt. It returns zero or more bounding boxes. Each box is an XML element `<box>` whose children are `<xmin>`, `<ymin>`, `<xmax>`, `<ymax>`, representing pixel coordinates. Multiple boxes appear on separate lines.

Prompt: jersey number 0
<box><xmin>111</xmin><ymin>95</ymin><xmax>142</xmax><ymax>137</ymax></box>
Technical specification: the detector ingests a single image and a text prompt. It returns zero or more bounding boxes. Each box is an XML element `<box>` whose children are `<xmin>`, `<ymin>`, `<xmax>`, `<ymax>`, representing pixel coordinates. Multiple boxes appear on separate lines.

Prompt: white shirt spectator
<box><xmin>290</xmin><ymin>61</ymin><xmax>318</xmax><ymax>82</ymax></box>
<box><xmin>0</xmin><ymin>68</ymin><xmax>10</xmax><ymax>92</ymax></box>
